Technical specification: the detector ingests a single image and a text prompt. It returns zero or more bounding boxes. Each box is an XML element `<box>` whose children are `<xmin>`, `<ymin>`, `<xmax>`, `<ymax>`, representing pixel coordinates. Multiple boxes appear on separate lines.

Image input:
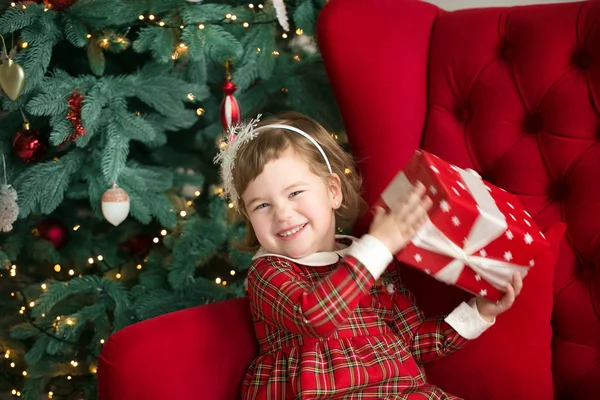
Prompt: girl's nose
<box><xmin>274</xmin><ymin>202</ymin><xmax>293</xmax><ymax>222</ymax></box>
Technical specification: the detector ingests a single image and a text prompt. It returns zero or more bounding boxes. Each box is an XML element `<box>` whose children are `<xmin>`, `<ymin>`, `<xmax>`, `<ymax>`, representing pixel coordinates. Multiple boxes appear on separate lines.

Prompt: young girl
<box><xmin>215</xmin><ymin>112</ymin><xmax>522</xmax><ymax>399</ymax></box>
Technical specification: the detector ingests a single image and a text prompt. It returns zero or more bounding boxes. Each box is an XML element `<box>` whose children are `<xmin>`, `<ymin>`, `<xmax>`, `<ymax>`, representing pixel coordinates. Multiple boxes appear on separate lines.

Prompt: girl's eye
<box><xmin>255</xmin><ymin>203</ymin><xmax>269</xmax><ymax>211</ymax></box>
<box><xmin>289</xmin><ymin>191</ymin><xmax>303</xmax><ymax>198</ymax></box>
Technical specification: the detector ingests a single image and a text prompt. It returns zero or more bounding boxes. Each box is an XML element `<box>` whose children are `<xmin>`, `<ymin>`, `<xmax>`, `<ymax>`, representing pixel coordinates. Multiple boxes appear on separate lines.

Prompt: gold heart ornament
<box><xmin>0</xmin><ymin>58</ymin><xmax>25</xmax><ymax>101</ymax></box>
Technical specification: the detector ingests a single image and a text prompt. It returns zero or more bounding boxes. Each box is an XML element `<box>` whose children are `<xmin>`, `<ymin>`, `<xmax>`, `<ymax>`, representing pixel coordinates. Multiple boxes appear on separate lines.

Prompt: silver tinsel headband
<box><xmin>213</xmin><ymin>114</ymin><xmax>333</xmax><ymax>205</ymax></box>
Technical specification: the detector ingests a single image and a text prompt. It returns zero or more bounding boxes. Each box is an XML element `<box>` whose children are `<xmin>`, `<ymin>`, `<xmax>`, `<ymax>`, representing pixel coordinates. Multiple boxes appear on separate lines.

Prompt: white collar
<box><xmin>252</xmin><ymin>235</ymin><xmax>360</xmax><ymax>266</ymax></box>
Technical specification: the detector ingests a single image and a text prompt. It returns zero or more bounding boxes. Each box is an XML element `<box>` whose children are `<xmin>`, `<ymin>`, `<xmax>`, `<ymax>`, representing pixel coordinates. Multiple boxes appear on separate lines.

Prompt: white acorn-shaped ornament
<box><xmin>101</xmin><ymin>183</ymin><xmax>130</xmax><ymax>226</ymax></box>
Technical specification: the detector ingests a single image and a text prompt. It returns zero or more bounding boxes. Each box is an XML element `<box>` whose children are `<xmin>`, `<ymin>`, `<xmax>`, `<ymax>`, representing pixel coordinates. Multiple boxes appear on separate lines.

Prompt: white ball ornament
<box><xmin>101</xmin><ymin>184</ymin><xmax>130</xmax><ymax>226</ymax></box>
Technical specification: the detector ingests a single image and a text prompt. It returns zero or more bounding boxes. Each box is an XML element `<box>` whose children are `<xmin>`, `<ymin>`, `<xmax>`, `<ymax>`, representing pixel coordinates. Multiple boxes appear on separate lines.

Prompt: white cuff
<box><xmin>348</xmin><ymin>234</ymin><xmax>393</xmax><ymax>280</ymax></box>
<box><xmin>444</xmin><ymin>298</ymin><xmax>494</xmax><ymax>340</ymax></box>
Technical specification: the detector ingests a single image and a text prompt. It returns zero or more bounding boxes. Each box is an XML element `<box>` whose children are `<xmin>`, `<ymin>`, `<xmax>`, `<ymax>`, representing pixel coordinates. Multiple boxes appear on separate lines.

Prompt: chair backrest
<box><xmin>318</xmin><ymin>0</ymin><xmax>600</xmax><ymax>397</ymax></box>
<box><xmin>98</xmin><ymin>297</ymin><xmax>258</xmax><ymax>400</ymax></box>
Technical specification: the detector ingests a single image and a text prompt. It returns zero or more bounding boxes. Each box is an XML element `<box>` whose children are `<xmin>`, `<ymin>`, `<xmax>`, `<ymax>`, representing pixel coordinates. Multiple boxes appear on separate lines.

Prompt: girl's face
<box><xmin>242</xmin><ymin>149</ymin><xmax>342</xmax><ymax>259</ymax></box>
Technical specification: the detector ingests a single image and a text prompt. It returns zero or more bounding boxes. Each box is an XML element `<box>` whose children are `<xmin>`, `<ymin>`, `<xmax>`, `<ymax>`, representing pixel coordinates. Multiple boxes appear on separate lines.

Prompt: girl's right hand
<box><xmin>369</xmin><ymin>182</ymin><xmax>432</xmax><ymax>255</ymax></box>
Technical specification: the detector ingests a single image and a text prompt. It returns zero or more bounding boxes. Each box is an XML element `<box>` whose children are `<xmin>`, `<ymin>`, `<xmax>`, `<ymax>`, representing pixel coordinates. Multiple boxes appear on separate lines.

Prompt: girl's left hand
<box><xmin>476</xmin><ymin>272</ymin><xmax>523</xmax><ymax>323</ymax></box>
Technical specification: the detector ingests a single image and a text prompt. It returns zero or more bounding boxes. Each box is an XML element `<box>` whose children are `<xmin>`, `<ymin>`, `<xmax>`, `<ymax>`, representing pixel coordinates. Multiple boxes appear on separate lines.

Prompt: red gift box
<box><xmin>375</xmin><ymin>150</ymin><xmax>551</xmax><ymax>302</ymax></box>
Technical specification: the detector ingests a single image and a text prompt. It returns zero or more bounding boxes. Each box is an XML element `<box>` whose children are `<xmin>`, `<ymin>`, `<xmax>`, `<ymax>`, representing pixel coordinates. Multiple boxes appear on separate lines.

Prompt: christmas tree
<box><xmin>0</xmin><ymin>0</ymin><xmax>344</xmax><ymax>398</ymax></box>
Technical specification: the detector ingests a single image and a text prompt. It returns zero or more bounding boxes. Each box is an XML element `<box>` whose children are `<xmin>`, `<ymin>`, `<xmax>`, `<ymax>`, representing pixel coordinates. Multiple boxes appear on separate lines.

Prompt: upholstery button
<box><xmin>582</xmin><ymin>267</ymin><xmax>594</xmax><ymax>279</ymax></box>
<box><xmin>573</xmin><ymin>50</ymin><xmax>592</xmax><ymax>70</ymax></box>
<box><xmin>501</xmin><ymin>44</ymin><xmax>515</xmax><ymax>61</ymax></box>
<box><xmin>455</xmin><ymin>104</ymin><xmax>471</xmax><ymax>122</ymax></box>
<box><xmin>523</xmin><ymin>114</ymin><xmax>543</xmax><ymax>133</ymax></box>
<box><xmin>548</xmin><ymin>181</ymin><xmax>569</xmax><ymax>202</ymax></box>
<box><xmin>481</xmin><ymin>171</ymin><xmax>494</xmax><ymax>183</ymax></box>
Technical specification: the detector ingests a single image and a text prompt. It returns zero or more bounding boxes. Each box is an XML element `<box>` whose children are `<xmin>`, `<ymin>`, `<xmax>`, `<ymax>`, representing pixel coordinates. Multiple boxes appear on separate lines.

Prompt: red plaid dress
<box><xmin>242</xmin><ymin>236</ymin><xmax>480</xmax><ymax>400</ymax></box>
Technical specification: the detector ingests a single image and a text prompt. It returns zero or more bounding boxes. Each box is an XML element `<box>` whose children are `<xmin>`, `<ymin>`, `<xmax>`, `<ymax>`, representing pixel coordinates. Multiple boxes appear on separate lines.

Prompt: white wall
<box><xmin>424</xmin><ymin>0</ymin><xmax>582</xmax><ymax>11</ymax></box>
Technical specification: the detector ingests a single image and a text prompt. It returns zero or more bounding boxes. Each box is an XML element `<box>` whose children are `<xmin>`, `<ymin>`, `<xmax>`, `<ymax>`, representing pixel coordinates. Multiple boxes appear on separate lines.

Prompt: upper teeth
<box><xmin>280</xmin><ymin>225</ymin><xmax>304</xmax><ymax>237</ymax></box>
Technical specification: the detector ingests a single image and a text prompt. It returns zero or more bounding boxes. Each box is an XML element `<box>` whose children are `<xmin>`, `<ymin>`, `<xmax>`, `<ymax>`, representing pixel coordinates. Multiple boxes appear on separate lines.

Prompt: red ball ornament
<box><xmin>34</xmin><ymin>219</ymin><xmax>69</xmax><ymax>249</ymax></box>
<box><xmin>13</xmin><ymin>122</ymin><xmax>47</xmax><ymax>163</ymax></box>
<box><xmin>43</xmin><ymin>0</ymin><xmax>78</xmax><ymax>11</ymax></box>
<box><xmin>119</xmin><ymin>234</ymin><xmax>153</xmax><ymax>256</ymax></box>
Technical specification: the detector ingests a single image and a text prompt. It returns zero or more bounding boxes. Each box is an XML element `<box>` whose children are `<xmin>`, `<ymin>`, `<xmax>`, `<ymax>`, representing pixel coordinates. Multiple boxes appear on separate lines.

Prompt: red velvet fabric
<box><xmin>97</xmin><ymin>1</ymin><xmax>600</xmax><ymax>399</ymax></box>
<box><xmin>97</xmin><ymin>298</ymin><xmax>257</xmax><ymax>400</ymax></box>
<box><xmin>318</xmin><ymin>0</ymin><xmax>600</xmax><ymax>398</ymax></box>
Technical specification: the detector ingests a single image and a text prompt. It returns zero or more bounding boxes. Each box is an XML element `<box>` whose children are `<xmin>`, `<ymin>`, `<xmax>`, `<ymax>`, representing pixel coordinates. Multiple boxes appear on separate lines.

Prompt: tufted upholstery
<box><xmin>318</xmin><ymin>0</ymin><xmax>600</xmax><ymax>398</ymax></box>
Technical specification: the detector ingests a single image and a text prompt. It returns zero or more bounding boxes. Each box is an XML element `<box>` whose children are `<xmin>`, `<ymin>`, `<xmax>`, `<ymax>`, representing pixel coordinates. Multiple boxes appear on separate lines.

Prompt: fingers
<box><xmin>394</xmin><ymin>183</ymin><xmax>430</xmax><ymax>219</ymax></box>
<box><xmin>501</xmin><ymin>281</ymin><xmax>516</xmax><ymax>309</ymax></box>
<box><xmin>372</xmin><ymin>206</ymin><xmax>386</xmax><ymax>223</ymax></box>
<box><xmin>512</xmin><ymin>272</ymin><xmax>523</xmax><ymax>296</ymax></box>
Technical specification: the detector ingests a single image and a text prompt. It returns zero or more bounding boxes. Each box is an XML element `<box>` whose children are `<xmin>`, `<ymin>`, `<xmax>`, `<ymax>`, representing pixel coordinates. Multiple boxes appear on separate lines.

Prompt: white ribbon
<box><xmin>406</xmin><ymin>168</ymin><xmax>527</xmax><ymax>290</ymax></box>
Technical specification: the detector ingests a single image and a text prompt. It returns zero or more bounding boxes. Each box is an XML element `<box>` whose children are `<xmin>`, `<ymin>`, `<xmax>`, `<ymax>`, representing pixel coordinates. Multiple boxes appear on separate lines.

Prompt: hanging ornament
<box><xmin>220</xmin><ymin>60</ymin><xmax>242</xmax><ymax>133</ymax></box>
<box><xmin>101</xmin><ymin>183</ymin><xmax>130</xmax><ymax>226</ymax></box>
<box><xmin>13</xmin><ymin>121</ymin><xmax>47</xmax><ymax>163</ymax></box>
<box><xmin>118</xmin><ymin>234</ymin><xmax>153</xmax><ymax>256</ymax></box>
<box><xmin>61</xmin><ymin>91</ymin><xmax>87</xmax><ymax>145</ymax></box>
<box><xmin>0</xmin><ymin>34</ymin><xmax>25</xmax><ymax>101</ymax></box>
<box><xmin>33</xmin><ymin>219</ymin><xmax>69</xmax><ymax>249</ymax></box>
<box><xmin>272</xmin><ymin>0</ymin><xmax>290</xmax><ymax>32</ymax></box>
<box><xmin>0</xmin><ymin>155</ymin><xmax>18</xmax><ymax>232</ymax></box>
<box><xmin>43</xmin><ymin>0</ymin><xmax>78</xmax><ymax>11</ymax></box>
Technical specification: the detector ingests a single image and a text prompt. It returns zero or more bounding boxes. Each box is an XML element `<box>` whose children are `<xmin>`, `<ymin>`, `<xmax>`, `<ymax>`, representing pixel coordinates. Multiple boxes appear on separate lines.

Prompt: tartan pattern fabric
<box><xmin>242</xmin><ymin>248</ymin><xmax>468</xmax><ymax>399</ymax></box>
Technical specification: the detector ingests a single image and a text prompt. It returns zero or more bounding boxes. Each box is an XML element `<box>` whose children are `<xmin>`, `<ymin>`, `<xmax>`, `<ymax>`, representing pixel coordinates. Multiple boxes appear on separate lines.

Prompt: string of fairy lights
<box><xmin>1</xmin><ymin>2</ymin><xmax>351</xmax><ymax>398</ymax></box>
<box><xmin>9</xmin><ymin>1</ymin><xmax>306</xmax><ymax>65</ymax></box>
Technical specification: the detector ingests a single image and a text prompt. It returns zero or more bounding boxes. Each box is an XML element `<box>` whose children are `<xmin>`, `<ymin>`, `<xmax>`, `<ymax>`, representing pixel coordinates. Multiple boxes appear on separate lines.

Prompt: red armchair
<box><xmin>97</xmin><ymin>1</ymin><xmax>600</xmax><ymax>399</ymax></box>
